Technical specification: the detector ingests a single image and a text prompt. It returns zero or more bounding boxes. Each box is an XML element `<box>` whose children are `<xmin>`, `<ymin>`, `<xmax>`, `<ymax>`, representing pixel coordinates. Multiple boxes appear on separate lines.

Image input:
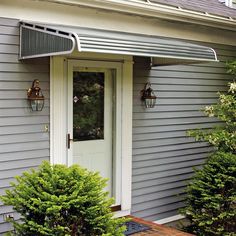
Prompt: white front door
<box><xmin>68</xmin><ymin>60</ymin><xmax>114</xmax><ymax>194</ymax></box>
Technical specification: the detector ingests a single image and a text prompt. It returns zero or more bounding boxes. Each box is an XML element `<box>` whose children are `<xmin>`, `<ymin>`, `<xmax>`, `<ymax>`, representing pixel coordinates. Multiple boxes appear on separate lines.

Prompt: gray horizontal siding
<box><xmin>0</xmin><ymin>17</ymin><xmax>50</xmax><ymax>235</ymax></box>
<box><xmin>131</xmin><ymin>43</ymin><xmax>236</xmax><ymax>221</ymax></box>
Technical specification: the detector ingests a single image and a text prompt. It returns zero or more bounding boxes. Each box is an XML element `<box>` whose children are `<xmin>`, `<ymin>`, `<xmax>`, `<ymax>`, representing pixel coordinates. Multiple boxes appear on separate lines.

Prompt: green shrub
<box><xmin>183</xmin><ymin>152</ymin><xmax>236</xmax><ymax>236</ymax></box>
<box><xmin>0</xmin><ymin>162</ymin><xmax>126</xmax><ymax>236</ymax></box>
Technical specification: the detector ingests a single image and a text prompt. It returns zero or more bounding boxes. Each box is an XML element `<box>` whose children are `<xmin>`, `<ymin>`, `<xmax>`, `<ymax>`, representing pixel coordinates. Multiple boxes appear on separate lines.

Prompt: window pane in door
<box><xmin>73</xmin><ymin>72</ymin><xmax>104</xmax><ymax>141</ymax></box>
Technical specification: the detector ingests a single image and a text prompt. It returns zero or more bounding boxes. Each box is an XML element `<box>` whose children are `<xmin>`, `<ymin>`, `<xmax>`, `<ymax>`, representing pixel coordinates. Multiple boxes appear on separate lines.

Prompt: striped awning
<box><xmin>20</xmin><ymin>22</ymin><xmax>218</xmax><ymax>65</ymax></box>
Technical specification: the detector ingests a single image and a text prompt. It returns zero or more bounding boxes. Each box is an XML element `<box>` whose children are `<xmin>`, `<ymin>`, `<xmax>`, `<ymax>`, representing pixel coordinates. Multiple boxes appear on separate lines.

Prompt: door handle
<box><xmin>67</xmin><ymin>133</ymin><xmax>73</xmax><ymax>149</ymax></box>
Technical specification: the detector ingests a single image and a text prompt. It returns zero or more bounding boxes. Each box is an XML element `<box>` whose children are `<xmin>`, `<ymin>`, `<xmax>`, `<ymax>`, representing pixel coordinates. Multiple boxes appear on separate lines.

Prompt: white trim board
<box><xmin>154</xmin><ymin>214</ymin><xmax>185</xmax><ymax>225</ymax></box>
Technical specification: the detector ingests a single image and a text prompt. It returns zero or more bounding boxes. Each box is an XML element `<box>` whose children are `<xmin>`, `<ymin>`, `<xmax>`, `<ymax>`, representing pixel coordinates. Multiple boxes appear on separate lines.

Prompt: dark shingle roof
<box><xmin>150</xmin><ymin>0</ymin><xmax>236</xmax><ymax>19</ymax></box>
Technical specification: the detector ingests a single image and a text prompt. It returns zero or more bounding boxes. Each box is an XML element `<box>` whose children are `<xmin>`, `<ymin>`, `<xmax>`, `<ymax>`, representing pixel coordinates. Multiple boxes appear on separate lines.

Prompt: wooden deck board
<box><xmin>129</xmin><ymin>216</ymin><xmax>194</xmax><ymax>236</ymax></box>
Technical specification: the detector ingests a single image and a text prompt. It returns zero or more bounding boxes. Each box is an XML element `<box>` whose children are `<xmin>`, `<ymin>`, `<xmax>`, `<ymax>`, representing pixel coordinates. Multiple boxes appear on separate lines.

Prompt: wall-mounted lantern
<box><xmin>141</xmin><ymin>82</ymin><xmax>157</xmax><ymax>108</ymax></box>
<box><xmin>27</xmin><ymin>79</ymin><xmax>44</xmax><ymax>111</ymax></box>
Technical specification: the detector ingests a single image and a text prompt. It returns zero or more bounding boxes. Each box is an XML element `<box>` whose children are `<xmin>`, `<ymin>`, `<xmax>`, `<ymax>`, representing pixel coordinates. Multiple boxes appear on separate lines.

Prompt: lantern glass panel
<box><xmin>30</xmin><ymin>99</ymin><xmax>44</xmax><ymax>111</ymax></box>
<box><xmin>145</xmin><ymin>98</ymin><xmax>156</xmax><ymax>108</ymax></box>
<box><xmin>36</xmin><ymin>99</ymin><xmax>44</xmax><ymax>111</ymax></box>
<box><xmin>30</xmin><ymin>100</ymin><xmax>37</xmax><ymax>111</ymax></box>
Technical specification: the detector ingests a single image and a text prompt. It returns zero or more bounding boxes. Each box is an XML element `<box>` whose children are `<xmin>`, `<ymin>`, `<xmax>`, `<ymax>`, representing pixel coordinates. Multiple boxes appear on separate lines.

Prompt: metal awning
<box><xmin>20</xmin><ymin>22</ymin><xmax>218</xmax><ymax>65</ymax></box>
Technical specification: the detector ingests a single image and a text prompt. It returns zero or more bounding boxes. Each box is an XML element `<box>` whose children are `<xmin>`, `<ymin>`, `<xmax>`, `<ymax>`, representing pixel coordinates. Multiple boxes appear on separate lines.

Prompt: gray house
<box><xmin>0</xmin><ymin>0</ymin><xmax>236</xmax><ymax>234</ymax></box>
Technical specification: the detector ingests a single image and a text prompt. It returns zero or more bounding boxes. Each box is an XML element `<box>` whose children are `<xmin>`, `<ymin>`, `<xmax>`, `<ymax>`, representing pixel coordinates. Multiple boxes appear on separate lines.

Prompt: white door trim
<box><xmin>50</xmin><ymin>53</ymin><xmax>133</xmax><ymax>215</ymax></box>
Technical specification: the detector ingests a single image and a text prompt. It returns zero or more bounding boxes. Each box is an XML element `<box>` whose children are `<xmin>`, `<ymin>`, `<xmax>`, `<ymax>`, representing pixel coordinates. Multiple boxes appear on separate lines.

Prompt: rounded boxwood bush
<box><xmin>183</xmin><ymin>152</ymin><xmax>236</xmax><ymax>236</ymax></box>
<box><xmin>1</xmin><ymin>162</ymin><xmax>126</xmax><ymax>236</ymax></box>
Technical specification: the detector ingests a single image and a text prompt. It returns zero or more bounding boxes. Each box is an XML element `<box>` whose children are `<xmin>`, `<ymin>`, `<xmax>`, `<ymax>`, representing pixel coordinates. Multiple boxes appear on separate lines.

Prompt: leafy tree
<box><xmin>188</xmin><ymin>82</ymin><xmax>236</xmax><ymax>153</ymax></box>
<box><xmin>182</xmin><ymin>61</ymin><xmax>236</xmax><ymax>236</ymax></box>
<box><xmin>1</xmin><ymin>162</ymin><xmax>126</xmax><ymax>236</ymax></box>
<box><xmin>227</xmin><ymin>60</ymin><xmax>236</xmax><ymax>75</ymax></box>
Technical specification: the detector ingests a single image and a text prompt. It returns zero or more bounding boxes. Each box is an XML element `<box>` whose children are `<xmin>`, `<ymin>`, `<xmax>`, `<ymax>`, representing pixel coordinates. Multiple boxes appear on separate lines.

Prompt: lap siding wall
<box><xmin>131</xmin><ymin>44</ymin><xmax>236</xmax><ymax>221</ymax></box>
<box><xmin>0</xmin><ymin>17</ymin><xmax>50</xmax><ymax>235</ymax></box>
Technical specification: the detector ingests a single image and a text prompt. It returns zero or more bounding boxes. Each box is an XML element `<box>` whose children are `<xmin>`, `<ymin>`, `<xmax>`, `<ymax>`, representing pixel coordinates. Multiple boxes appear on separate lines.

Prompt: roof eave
<box><xmin>37</xmin><ymin>0</ymin><xmax>236</xmax><ymax>31</ymax></box>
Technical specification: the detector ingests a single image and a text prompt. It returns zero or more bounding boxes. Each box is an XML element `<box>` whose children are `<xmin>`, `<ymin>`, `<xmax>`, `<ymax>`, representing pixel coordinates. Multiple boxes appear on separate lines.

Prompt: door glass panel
<box><xmin>73</xmin><ymin>72</ymin><xmax>104</xmax><ymax>141</ymax></box>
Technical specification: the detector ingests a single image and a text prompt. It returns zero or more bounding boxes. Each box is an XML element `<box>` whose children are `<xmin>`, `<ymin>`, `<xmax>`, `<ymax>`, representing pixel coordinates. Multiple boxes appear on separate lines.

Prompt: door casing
<box><xmin>50</xmin><ymin>52</ymin><xmax>133</xmax><ymax>216</ymax></box>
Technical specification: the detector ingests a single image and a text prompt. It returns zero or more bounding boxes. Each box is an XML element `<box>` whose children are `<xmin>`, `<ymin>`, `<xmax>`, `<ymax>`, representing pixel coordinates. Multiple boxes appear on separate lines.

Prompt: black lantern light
<box><xmin>27</xmin><ymin>79</ymin><xmax>45</xmax><ymax>111</ymax></box>
<box><xmin>141</xmin><ymin>82</ymin><xmax>157</xmax><ymax>108</ymax></box>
